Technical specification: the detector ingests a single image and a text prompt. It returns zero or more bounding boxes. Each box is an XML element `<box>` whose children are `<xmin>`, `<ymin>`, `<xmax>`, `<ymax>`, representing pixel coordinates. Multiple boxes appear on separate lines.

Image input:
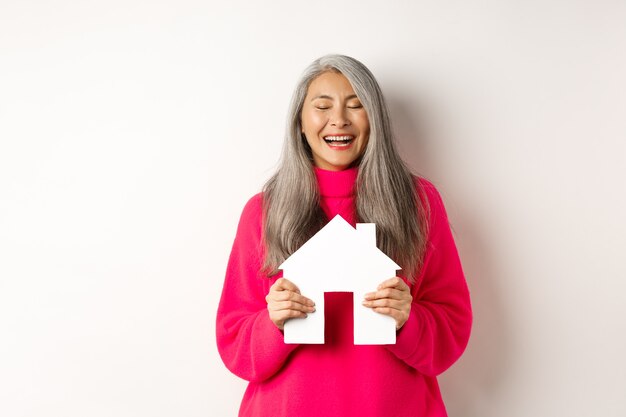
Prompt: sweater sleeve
<box><xmin>216</xmin><ymin>194</ymin><xmax>299</xmax><ymax>382</ymax></box>
<box><xmin>385</xmin><ymin>179</ymin><xmax>473</xmax><ymax>377</ymax></box>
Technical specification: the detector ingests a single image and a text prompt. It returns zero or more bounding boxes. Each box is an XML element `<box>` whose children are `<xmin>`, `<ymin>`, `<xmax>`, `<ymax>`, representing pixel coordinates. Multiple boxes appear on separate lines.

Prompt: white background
<box><xmin>1</xmin><ymin>1</ymin><xmax>625</xmax><ymax>416</ymax></box>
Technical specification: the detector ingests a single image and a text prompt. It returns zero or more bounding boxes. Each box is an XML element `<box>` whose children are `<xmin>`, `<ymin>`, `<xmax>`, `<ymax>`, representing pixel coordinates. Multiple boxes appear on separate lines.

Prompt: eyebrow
<box><xmin>310</xmin><ymin>94</ymin><xmax>359</xmax><ymax>101</ymax></box>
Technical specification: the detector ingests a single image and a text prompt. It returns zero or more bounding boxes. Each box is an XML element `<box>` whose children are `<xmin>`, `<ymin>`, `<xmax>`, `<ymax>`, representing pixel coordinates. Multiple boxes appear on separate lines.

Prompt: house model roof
<box><xmin>279</xmin><ymin>214</ymin><xmax>400</xmax><ymax>273</ymax></box>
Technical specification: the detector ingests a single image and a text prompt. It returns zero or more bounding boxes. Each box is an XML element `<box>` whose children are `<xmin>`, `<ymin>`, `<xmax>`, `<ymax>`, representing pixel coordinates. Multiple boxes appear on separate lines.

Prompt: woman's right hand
<box><xmin>266</xmin><ymin>278</ymin><xmax>316</xmax><ymax>331</ymax></box>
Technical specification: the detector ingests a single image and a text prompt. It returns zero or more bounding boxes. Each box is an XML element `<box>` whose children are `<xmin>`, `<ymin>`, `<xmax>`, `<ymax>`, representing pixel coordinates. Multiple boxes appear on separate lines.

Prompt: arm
<box><xmin>385</xmin><ymin>179</ymin><xmax>473</xmax><ymax>376</ymax></box>
<box><xmin>215</xmin><ymin>194</ymin><xmax>299</xmax><ymax>382</ymax></box>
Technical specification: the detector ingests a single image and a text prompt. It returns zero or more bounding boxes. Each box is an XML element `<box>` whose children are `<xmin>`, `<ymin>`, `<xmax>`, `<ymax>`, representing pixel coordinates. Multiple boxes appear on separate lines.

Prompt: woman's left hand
<box><xmin>362</xmin><ymin>277</ymin><xmax>413</xmax><ymax>330</ymax></box>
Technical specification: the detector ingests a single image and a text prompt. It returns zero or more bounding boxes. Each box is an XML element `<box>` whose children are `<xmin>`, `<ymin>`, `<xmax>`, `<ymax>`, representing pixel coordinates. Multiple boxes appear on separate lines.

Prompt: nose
<box><xmin>330</xmin><ymin>107</ymin><xmax>351</xmax><ymax>127</ymax></box>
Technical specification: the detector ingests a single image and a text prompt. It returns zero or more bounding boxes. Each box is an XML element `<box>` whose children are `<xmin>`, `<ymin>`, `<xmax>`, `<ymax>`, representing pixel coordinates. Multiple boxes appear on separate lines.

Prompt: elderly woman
<box><xmin>216</xmin><ymin>54</ymin><xmax>472</xmax><ymax>417</ymax></box>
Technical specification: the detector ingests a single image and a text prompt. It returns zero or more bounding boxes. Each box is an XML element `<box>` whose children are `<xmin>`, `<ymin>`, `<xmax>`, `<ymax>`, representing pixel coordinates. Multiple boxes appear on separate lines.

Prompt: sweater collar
<box><xmin>314</xmin><ymin>166</ymin><xmax>358</xmax><ymax>198</ymax></box>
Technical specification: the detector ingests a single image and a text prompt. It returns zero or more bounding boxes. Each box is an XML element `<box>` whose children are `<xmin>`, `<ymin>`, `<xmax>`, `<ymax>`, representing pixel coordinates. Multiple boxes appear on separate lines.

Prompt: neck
<box><xmin>314</xmin><ymin>165</ymin><xmax>358</xmax><ymax>198</ymax></box>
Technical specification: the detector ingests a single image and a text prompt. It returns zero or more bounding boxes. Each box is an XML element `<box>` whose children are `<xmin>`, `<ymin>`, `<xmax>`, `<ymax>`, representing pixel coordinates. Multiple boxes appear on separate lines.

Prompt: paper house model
<box><xmin>280</xmin><ymin>215</ymin><xmax>400</xmax><ymax>345</ymax></box>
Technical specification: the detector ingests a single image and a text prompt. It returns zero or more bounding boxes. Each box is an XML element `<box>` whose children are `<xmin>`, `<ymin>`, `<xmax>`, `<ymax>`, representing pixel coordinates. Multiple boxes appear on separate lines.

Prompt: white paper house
<box><xmin>280</xmin><ymin>215</ymin><xmax>400</xmax><ymax>345</ymax></box>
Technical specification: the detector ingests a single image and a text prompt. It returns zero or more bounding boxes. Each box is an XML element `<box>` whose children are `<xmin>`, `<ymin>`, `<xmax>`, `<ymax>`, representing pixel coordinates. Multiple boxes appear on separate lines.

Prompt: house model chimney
<box><xmin>356</xmin><ymin>223</ymin><xmax>376</xmax><ymax>247</ymax></box>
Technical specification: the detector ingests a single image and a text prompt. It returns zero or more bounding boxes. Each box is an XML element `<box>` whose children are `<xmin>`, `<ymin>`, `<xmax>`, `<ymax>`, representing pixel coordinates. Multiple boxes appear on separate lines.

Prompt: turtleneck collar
<box><xmin>314</xmin><ymin>165</ymin><xmax>358</xmax><ymax>198</ymax></box>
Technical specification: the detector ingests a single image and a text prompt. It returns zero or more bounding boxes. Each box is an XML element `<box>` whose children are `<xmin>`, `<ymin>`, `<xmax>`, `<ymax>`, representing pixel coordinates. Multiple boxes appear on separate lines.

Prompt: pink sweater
<box><xmin>216</xmin><ymin>167</ymin><xmax>472</xmax><ymax>417</ymax></box>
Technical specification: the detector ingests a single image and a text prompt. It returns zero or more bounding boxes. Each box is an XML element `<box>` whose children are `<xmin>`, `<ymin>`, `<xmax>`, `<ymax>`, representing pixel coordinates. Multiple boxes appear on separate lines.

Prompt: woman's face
<box><xmin>300</xmin><ymin>71</ymin><xmax>370</xmax><ymax>171</ymax></box>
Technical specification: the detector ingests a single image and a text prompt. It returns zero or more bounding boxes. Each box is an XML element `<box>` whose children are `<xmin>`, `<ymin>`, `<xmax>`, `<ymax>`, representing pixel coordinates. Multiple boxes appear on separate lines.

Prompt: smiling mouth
<box><xmin>323</xmin><ymin>135</ymin><xmax>355</xmax><ymax>147</ymax></box>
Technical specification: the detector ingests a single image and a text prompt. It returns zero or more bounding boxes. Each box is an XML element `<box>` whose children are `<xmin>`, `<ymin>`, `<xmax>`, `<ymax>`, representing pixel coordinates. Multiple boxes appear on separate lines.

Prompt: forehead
<box><xmin>306</xmin><ymin>71</ymin><xmax>356</xmax><ymax>98</ymax></box>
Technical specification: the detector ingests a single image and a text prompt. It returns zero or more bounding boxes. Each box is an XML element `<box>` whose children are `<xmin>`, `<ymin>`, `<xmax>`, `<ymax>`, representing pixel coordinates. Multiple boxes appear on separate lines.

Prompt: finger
<box><xmin>361</xmin><ymin>298</ymin><xmax>406</xmax><ymax>310</ymax></box>
<box><xmin>270</xmin><ymin>309</ymin><xmax>309</xmax><ymax>330</ymax></box>
<box><xmin>268</xmin><ymin>300</ymin><xmax>316</xmax><ymax>313</ymax></box>
<box><xmin>363</xmin><ymin>288</ymin><xmax>407</xmax><ymax>301</ymax></box>
<box><xmin>371</xmin><ymin>306</ymin><xmax>402</xmax><ymax>317</ymax></box>
<box><xmin>271</xmin><ymin>290</ymin><xmax>315</xmax><ymax>306</ymax></box>
<box><xmin>371</xmin><ymin>307</ymin><xmax>408</xmax><ymax>329</ymax></box>
<box><xmin>276</xmin><ymin>309</ymin><xmax>308</xmax><ymax>320</ymax></box>
<box><xmin>376</xmin><ymin>276</ymin><xmax>409</xmax><ymax>291</ymax></box>
<box><xmin>272</xmin><ymin>278</ymin><xmax>301</xmax><ymax>294</ymax></box>
<box><xmin>266</xmin><ymin>287</ymin><xmax>315</xmax><ymax>307</ymax></box>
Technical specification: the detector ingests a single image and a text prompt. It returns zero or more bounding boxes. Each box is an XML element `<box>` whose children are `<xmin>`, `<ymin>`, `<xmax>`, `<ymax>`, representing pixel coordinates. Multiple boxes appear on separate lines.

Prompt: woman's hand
<box><xmin>362</xmin><ymin>277</ymin><xmax>413</xmax><ymax>330</ymax></box>
<box><xmin>266</xmin><ymin>278</ymin><xmax>316</xmax><ymax>331</ymax></box>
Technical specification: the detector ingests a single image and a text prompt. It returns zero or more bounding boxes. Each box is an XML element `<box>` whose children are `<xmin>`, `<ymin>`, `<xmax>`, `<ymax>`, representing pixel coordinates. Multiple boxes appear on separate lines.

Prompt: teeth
<box><xmin>324</xmin><ymin>135</ymin><xmax>354</xmax><ymax>141</ymax></box>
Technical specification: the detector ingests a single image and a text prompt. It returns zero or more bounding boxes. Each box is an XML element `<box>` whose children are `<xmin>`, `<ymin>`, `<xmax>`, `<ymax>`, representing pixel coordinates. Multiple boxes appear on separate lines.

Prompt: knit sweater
<box><xmin>216</xmin><ymin>166</ymin><xmax>472</xmax><ymax>417</ymax></box>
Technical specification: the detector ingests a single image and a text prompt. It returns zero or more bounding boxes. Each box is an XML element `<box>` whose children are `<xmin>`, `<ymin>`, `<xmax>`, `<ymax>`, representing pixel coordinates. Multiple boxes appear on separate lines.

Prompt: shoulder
<box><xmin>412</xmin><ymin>176</ymin><xmax>450</xmax><ymax>232</ymax></box>
<box><xmin>414</xmin><ymin>176</ymin><xmax>436</xmax><ymax>195</ymax></box>
<box><xmin>413</xmin><ymin>176</ymin><xmax>445</xmax><ymax>212</ymax></box>
<box><xmin>241</xmin><ymin>192</ymin><xmax>265</xmax><ymax>218</ymax></box>
<box><xmin>234</xmin><ymin>192</ymin><xmax>265</xmax><ymax>240</ymax></box>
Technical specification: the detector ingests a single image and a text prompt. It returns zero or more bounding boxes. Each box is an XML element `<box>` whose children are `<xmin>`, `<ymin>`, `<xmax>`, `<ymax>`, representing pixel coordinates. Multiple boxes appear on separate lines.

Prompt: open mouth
<box><xmin>323</xmin><ymin>135</ymin><xmax>355</xmax><ymax>147</ymax></box>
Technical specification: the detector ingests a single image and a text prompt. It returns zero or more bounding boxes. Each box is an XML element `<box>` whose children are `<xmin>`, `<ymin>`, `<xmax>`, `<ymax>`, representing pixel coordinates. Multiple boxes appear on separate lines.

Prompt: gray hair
<box><xmin>262</xmin><ymin>54</ymin><xmax>429</xmax><ymax>281</ymax></box>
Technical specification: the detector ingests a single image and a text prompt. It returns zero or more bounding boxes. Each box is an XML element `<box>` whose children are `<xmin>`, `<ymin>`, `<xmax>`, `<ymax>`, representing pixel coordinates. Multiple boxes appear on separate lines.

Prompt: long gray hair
<box><xmin>262</xmin><ymin>54</ymin><xmax>429</xmax><ymax>282</ymax></box>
